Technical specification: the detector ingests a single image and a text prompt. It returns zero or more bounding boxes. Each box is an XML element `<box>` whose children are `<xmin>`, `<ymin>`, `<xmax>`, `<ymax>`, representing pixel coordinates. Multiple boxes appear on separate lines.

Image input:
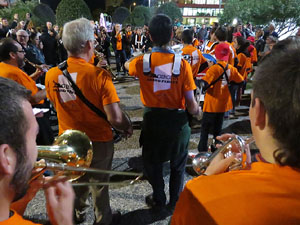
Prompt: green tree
<box><xmin>56</xmin><ymin>0</ymin><xmax>92</xmax><ymax>27</ymax></box>
<box><xmin>31</xmin><ymin>3</ymin><xmax>56</xmax><ymax>27</ymax></box>
<box><xmin>0</xmin><ymin>0</ymin><xmax>55</xmax><ymax>28</ymax></box>
<box><xmin>123</xmin><ymin>6</ymin><xmax>151</xmax><ymax>27</ymax></box>
<box><xmin>220</xmin><ymin>0</ymin><xmax>300</xmax><ymax>36</ymax></box>
<box><xmin>0</xmin><ymin>0</ymin><xmax>37</xmax><ymax>23</ymax></box>
<box><xmin>156</xmin><ymin>2</ymin><xmax>182</xmax><ymax>23</ymax></box>
<box><xmin>112</xmin><ymin>7</ymin><xmax>130</xmax><ymax>24</ymax></box>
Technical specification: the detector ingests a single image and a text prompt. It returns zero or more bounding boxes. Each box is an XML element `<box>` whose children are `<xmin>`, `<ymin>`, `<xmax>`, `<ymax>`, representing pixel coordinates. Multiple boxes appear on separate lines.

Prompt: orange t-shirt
<box><xmin>237</xmin><ymin>52</ymin><xmax>252</xmax><ymax>80</ymax></box>
<box><xmin>0</xmin><ymin>210</ymin><xmax>41</xmax><ymax>225</ymax></box>
<box><xmin>129</xmin><ymin>52</ymin><xmax>196</xmax><ymax>109</ymax></box>
<box><xmin>116</xmin><ymin>33</ymin><xmax>122</xmax><ymax>50</ymax></box>
<box><xmin>251</xmin><ymin>46</ymin><xmax>258</xmax><ymax>64</ymax></box>
<box><xmin>45</xmin><ymin>57</ymin><xmax>120</xmax><ymax>142</ymax></box>
<box><xmin>126</xmin><ymin>31</ymin><xmax>132</xmax><ymax>38</ymax></box>
<box><xmin>0</xmin><ymin>62</ymin><xmax>44</xmax><ymax>104</ymax></box>
<box><xmin>202</xmin><ymin>61</ymin><xmax>243</xmax><ymax>113</ymax></box>
<box><xmin>171</xmin><ymin>162</ymin><xmax>300</xmax><ymax>225</ymax></box>
<box><xmin>182</xmin><ymin>45</ymin><xmax>207</xmax><ymax>78</ymax></box>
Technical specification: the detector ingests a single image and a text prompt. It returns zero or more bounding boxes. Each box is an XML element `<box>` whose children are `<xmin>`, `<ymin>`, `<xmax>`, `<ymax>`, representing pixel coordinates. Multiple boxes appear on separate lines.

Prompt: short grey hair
<box><xmin>62</xmin><ymin>18</ymin><xmax>94</xmax><ymax>55</ymax></box>
<box><xmin>16</xmin><ymin>29</ymin><xmax>28</xmax><ymax>36</ymax></box>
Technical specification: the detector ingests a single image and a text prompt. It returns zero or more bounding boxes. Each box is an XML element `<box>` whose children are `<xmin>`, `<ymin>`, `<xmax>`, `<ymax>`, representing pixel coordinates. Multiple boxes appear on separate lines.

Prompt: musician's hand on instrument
<box><xmin>96</xmin><ymin>58</ymin><xmax>107</xmax><ymax>68</ymax></box>
<box><xmin>30</xmin><ymin>68</ymin><xmax>43</xmax><ymax>81</ymax></box>
<box><xmin>215</xmin><ymin>133</ymin><xmax>235</xmax><ymax>148</ymax></box>
<box><xmin>204</xmin><ymin>152</ymin><xmax>235</xmax><ymax>176</ymax></box>
<box><xmin>41</xmin><ymin>64</ymin><xmax>50</xmax><ymax>72</ymax></box>
<box><xmin>45</xmin><ymin>180</ymin><xmax>74</xmax><ymax>225</ymax></box>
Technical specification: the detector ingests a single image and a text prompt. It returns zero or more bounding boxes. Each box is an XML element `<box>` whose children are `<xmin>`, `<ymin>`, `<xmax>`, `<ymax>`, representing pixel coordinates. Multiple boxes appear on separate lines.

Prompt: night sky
<box><xmin>40</xmin><ymin>0</ymin><xmax>106</xmax><ymax>11</ymax></box>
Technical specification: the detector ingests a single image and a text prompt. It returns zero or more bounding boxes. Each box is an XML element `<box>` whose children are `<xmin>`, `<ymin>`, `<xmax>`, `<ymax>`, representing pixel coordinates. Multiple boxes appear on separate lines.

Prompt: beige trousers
<box><xmin>74</xmin><ymin>140</ymin><xmax>114</xmax><ymax>225</ymax></box>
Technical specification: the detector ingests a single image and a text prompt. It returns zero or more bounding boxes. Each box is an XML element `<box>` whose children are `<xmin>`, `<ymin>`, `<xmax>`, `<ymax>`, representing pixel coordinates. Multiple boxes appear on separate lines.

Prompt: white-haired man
<box><xmin>45</xmin><ymin>18</ymin><xmax>132</xmax><ymax>225</ymax></box>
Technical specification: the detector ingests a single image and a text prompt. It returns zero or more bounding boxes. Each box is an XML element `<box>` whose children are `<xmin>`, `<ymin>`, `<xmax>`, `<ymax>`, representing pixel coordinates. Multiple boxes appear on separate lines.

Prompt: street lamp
<box><xmin>130</xmin><ymin>2</ymin><xmax>136</xmax><ymax>12</ymax></box>
<box><xmin>148</xmin><ymin>0</ymin><xmax>150</xmax><ymax>7</ymax></box>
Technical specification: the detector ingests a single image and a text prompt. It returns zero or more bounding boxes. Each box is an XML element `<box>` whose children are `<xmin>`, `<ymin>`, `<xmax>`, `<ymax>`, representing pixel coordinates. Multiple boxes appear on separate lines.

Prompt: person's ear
<box><xmin>253</xmin><ymin>98</ymin><xmax>266</xmax><ymax>130</ymax></box>
<box><xmin>9</xmin><ymin>51</ymin><xmax>16</xmax><ymax>60</ymax></box>
<box><xmin>0</xmin><ymin>144</ymin><xmax>15</xmax><ymax>175</ymax></box>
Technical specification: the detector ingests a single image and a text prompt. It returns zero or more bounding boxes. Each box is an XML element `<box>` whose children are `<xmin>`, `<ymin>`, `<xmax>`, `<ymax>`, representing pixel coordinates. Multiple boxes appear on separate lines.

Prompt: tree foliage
<box><xmin>156</xmin><ymin>2</ymin><xmax>182</xmax><ymax>23</ymax></box>
<box><xmin>112</xmin><ymin>7</ymin><xmax>130</xmax><ymax>24</ymax></box>
<box><xmin>56</xmin><ymin>0</ymin><xmax>92</xmax><ymax>27</ymax></box>
<box><xmin>0</xmin><ymin>0</ymin><xmax>37</xmax><ymax>22</ymax></box>
<box><xmin>220</xmin><ymin>0</ymin><xmax>300</xmax><ymax>36</ymax></box>
<box><xmin>123</xmin><ymin>6</ymin><xmax>151</xmax><ymax>27</ymax></box>
<box><xmin>0</xmin><ymin>0</ymin><xmax>55</xmax><ymax>27</ymax></box>
<box><xmin>32</xmin><ymin>3</ymin><xmax>56</xmax><ymax>27</ymax></box>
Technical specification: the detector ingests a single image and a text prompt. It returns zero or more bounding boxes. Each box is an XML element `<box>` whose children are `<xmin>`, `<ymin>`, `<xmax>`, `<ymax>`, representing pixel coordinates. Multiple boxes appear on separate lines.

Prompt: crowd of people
<box><xmin>0</xmin><ymin>10</ymin><xmax>300</xmax><ymax>225</ymax></box>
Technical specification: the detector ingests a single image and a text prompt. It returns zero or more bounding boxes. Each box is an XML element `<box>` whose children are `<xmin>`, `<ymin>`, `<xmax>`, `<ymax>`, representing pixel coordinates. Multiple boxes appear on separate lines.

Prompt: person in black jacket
<box><xmin>39</xmin><ymin>26</ymin><xmax>58</xmax><ymax>67</ymax></box>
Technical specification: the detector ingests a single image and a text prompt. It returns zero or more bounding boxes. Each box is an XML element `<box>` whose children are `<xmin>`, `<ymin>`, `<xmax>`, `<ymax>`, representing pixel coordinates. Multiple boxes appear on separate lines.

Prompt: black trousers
<box><xmin>198</xmin><ymin>112</ymin><xmax>224</xmax><ymax>152</ymax></box>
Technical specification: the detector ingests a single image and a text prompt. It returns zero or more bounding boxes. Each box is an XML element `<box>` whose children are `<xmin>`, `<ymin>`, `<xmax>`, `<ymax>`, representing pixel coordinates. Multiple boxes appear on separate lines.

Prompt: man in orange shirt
<box><xmin>0</xmin><ymin>38</ymin><xmax>45</xmax><ymax>105</ymax></box>
<box><xmin>171</xmin><ymin>39</ymin><xmax>300</xmax><ymax>225</ymax></box>
<box><xmin>0</xmin><ymin>38</ymin><xmax>54</xmax><ymax>145</ymax></box>
<box><xmin>198</xmin><ymin>43</ymin><xmax>243</xmax><ymax>152</ymax></box>
<box><xmin>0</xmin><ymin>77</ymin><xmax>74</xmax><ymax>225</ymax></box>
<box><xmin>45</xmin><ymin>18</ymin><xmax>132</xmax><ymax>225</ymax></box>
<box><xmin>125</xmin><ymin>14</ymin><xmax>201</xmax><ymax>211</ymax></box>
<box><xmin>111</xmin><ymin>23</ymin><xmax>127</xmax><ymax>76</ymax></box>
<box><xmin>181</xmin><ymin>29</ymin><xmax>208</xmax><ymax>79</ymax></box>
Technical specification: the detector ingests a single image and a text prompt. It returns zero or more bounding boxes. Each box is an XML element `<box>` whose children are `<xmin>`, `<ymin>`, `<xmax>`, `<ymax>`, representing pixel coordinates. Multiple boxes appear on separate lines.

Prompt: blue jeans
<box><xmin>114</xmin><ymin>49</ymin><xmax>126</xmax><ymax>73</ymax></box>
<box><xmin>143</xmin><ymin>151</ymin><xmax>188</xmax><ymax>206</ymax></box>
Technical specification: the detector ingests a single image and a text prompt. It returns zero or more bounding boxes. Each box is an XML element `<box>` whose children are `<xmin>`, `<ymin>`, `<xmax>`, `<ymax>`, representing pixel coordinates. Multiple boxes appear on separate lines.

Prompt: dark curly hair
<box><xmin>252</xmin><ymin>39</ymin><xmax>300</xmax><ymax>168</ymax></box>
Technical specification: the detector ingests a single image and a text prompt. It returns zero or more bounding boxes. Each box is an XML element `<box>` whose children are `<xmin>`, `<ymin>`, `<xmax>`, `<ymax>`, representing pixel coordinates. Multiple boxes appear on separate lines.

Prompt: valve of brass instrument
<box><xmin>191</xmin><ymin>135</ymin><xmax>254</xmax><ymax>175</ymax></box>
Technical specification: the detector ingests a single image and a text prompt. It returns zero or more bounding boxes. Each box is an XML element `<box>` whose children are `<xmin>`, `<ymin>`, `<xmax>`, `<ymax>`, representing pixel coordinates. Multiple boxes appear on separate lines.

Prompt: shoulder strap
<box><xmin>58</xmin><ymin>61</ymin><xmax>108</xmax><ymax>121</ymax></box>
<box><xmin>216</xmin><ymin>63</ymin><xmax>229</xmax><ymax>83</ymax></box>
<box><xmin>143</xmin><ymin>53</ymin><xmax>151</xmax><ymax>75</ymax></box>
<box><xmin>203</xmin><ymin>63</ymin><xmax>228</xmax><ymax>91</ymax></box>
<box><xmin>143</xmin><ymin>52</ymin><xmax>181</xmax><ymax>76</ymax></box>
<box><xmin>172</xmin><ymin>53</ymin><xmax>181</xmax><ymax>76</ymax></box>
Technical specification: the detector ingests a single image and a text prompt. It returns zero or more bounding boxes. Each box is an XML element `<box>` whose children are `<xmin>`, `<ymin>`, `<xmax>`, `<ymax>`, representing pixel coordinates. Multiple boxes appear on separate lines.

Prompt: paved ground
<box><xmin>24</xmin><ymin>77</ymin><xmax>252</xmax><ymax>225</ymax></box>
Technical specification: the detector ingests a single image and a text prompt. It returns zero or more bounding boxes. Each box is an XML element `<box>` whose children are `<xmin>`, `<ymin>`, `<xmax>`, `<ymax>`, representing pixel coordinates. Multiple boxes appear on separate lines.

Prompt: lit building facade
<box><xmin>158</xmin><ymin>0</ymin><xmax>225</xmax><ymax>25</ymax></box>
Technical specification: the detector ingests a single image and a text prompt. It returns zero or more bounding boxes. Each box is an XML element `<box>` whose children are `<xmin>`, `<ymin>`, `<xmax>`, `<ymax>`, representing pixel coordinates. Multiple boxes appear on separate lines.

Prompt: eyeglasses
<box><xmin>17</xmin><ymin>50</ymin><xmax>25</xmax><ymax>54</ymax></box>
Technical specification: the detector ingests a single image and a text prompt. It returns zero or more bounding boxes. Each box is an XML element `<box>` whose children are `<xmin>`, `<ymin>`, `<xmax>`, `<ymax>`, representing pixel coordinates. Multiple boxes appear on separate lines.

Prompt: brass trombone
<box><xmin>190</xmin><ymin>135</ymin><xmax>254</xmax><ymax>175</ymax></box>
<box><xmin>34</xmin><ymin>130</ymin><xmax>142</xmax><ymax>186</ymax></box>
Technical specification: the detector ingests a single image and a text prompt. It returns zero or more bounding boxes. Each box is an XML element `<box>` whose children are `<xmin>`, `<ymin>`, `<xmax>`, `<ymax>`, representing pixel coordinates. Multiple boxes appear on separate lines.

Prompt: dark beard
<box><xmin>17</xmin><ymin>57</ymin><xmax>25</xmax><ymax>68</ymax></box>
<box><xmin>11</xmin><ymin>161</ymin><xmax>33</xmax><ymax>202</ymax></box>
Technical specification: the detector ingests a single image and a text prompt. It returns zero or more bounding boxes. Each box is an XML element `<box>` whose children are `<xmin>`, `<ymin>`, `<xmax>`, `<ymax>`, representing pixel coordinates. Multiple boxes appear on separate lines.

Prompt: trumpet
<box><xmin>191</xmin><ymin>135</ymin><xmax>254</xmax><ymax>175</ymax></box>
<box><xmin>24</xmin><ymin>58</ymin><xmax>49</xmax><ymax>72</ymax></box>
<box><xmin>34</xmin><ymin>130</ymin><xmax>142</xmax><ymax>186</ymax></box>
<box><xmin>94</xmin><ymin>49</ymin><xmax>117</xmax><ymax>80</ymax></box>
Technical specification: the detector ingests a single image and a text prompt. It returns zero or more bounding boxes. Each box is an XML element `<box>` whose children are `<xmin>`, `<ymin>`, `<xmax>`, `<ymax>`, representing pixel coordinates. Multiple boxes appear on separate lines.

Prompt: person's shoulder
<box><xmin>46</xmin><ymin>66</ymin><xmax>61</xmax><ymax>76</ymax></box>
<box><xmin>6</xmin><ymin>210</ymin><xmax>42</xmax><ymax>225</ymax></box>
